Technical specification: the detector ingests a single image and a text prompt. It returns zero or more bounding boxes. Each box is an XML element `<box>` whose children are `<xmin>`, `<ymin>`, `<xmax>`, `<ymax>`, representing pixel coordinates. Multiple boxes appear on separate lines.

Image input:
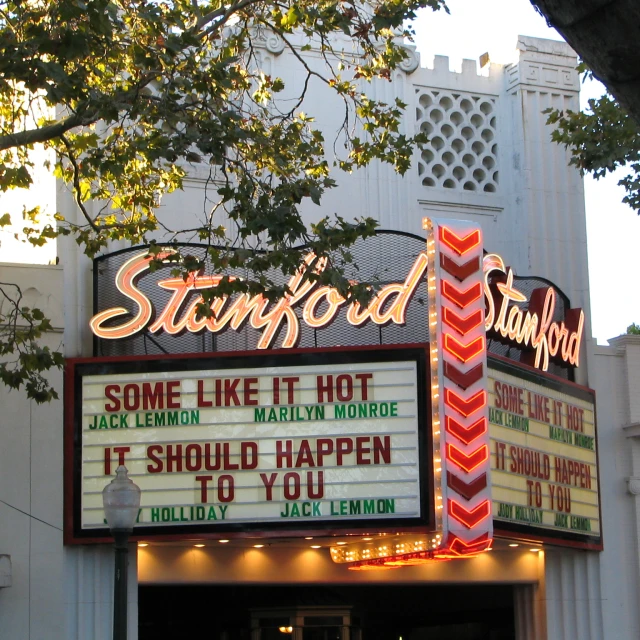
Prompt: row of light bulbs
<box><xmin>426</xmin><ymin>229</ymin><xmax>444</xmax><ymax>535</ymax></box>
<box><xmin>136</xmin><ymin>538</ymin><xmax>542</xmax><ymax>553</ymax></box>
<box><xmin>137</xmin><ymin>536</ymin><xmax>327</xmax><ymax>549</ymax></box>
<box><xmin>329</xmin><ymin>534</ymin><xmax>443</xmax><ymax>563</ymax></box>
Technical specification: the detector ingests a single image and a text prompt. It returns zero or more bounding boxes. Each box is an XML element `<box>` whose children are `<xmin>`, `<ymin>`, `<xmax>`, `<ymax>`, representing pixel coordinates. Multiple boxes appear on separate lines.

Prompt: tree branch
<box><xmin>195</xmin><ymin>0</ymin><xmax>263</xmax><ymax>32</ymax></box>
<box><xmin>531</xmin><ymin>0</ymin><xmax>640</xmax><ymax>128</ymax></box>
<box><xmin>0</xmin><ymin>67</ymin><xmax>162</xmax><ymax>152</ymax></box>
<box><xmin>0</xmin><ymin>111</ymin><xmax>91</xmax><ymax>151</ymax></box>
<box><xmin>59</xmin><ymin>134</ymin><xmax>98</xmax><ymax>230</ymax></box>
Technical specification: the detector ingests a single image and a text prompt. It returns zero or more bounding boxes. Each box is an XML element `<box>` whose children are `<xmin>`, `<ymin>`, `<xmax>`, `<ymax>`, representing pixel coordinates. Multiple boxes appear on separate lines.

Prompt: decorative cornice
<box><xmin>249</xmin><ymin>25</ymin><xmax>285</xmax><ymax>56</ymax></box>
<box><xmin>608</xmin><ymin>334</ymin><xmax>640</xmax><ymax>348</ymax></box>
<box><xmin>398</xmin><ymin>45</ymin><xmax>420</xmax><ymax>74</ymax></box>
<box><xmin>516</xmin><ymin>35</ymin><xmax>576</xmax><ymax>59</ymax></box>
<box><xmin>627</xmin><ymin>477</ymin><xmax>640</xmax><ymax>495</ymax></box>
<box><xmin>623</xmin><ymin>423</ymin><xmax>640</xmax><ymax>439</ymax></box>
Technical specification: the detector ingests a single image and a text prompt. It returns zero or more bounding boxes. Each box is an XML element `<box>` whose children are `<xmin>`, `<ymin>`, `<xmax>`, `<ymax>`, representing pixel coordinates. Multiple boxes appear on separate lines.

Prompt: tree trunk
<box><xmin>530</xmin><ymin>0</ymin><xmax>640</xmax><ymax>126</ymax></box>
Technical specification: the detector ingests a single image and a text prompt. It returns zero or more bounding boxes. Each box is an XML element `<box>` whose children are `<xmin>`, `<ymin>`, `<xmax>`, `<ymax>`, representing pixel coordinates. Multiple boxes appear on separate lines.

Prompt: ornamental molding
<box><xmin>516</xmin><ymin>35</ymin><xmax>576</xmax><ymax>59</ymax></box>
<box><xmin>398</xmin><ymin>45</ymin><xmax>420</xmax><ymax>74</ymax></box>
<box><xmin>251</xmin><ymin>25</ymin><xmax>285</xmax><ymax>56</ymax></box>
<box><xmin>627</xmin><ymin>477</ymin><xmax>640</xmax><ymax>495</ymax></box>
<box><xmin>623</xmin><ymin>422</ymin><xmax>640</xmax><ymax>439</ymax></box>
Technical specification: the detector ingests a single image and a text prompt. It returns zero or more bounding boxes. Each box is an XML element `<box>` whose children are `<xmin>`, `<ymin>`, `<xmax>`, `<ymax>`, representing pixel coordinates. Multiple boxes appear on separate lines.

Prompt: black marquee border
<box><xmin>64</xmin><ymin>344</ymin><xmax>433</xmax><ymax>544</ymax></box>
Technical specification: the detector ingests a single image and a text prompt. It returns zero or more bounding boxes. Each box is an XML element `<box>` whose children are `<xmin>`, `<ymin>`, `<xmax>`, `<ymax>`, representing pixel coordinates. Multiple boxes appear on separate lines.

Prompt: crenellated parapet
<box><xmin>402</xmin><ymin>36</ymin><xmax>590</xmax><ymax>361</ymax></box>
<box><xmin>413</xmin><ymin>54</ymin><xmax>503</xmax><ymax>94</ymax></box>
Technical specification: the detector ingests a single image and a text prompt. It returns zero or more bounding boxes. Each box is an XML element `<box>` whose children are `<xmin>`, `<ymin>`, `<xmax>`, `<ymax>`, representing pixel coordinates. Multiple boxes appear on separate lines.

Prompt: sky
<box><xmin>411</xmin><ymin>0</ymin><xmax>640</xmax><ymax>344</ymax></box>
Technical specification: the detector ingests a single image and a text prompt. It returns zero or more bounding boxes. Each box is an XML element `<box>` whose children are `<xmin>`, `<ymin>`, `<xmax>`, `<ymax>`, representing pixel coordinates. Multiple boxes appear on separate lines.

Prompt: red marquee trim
<box><xmin>444</xmin><ymin>415</ymin><xmax>487</xmax><ymax>445</ymax></box>
<box><xmin>443</xmin><ymin>362</ymin><xmax>484</xmax><ymax>390</ymax></box>
<box><xmin>446</xmin><ymin>471</ymin><xmax>488</xmax><ymax>500</ymax></box>
<box><xmin>439</xmin><ymin>227</ymin><xmax>482</xmax><ymax>256</ymax></box>
<box><xmin>440</xmin><ymin>254</ymin><xmax>480</xmax><ymax>281</ymax></box>
<box><xmin>448</xmin><ymin>499</ymin><xmax>491</xmax><ymax>529</ymax></box>
<box><xmin>447</xmin><ymin>443</ymin><xmax>489</xmax><ymax>473</ymax></box>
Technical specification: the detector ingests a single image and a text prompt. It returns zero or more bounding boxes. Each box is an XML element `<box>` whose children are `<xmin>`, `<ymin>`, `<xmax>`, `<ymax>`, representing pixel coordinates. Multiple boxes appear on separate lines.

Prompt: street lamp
<box><xmin>102</xmin><ymin>465</ymin><xmax>141</xmax><ymax>640</ymax></box>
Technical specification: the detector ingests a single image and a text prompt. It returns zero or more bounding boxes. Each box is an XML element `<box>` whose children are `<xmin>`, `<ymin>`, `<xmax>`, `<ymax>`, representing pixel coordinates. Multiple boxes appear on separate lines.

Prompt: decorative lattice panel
<box><xmin>415</xmin><ymin>89</ymin><xmax>499</xmax><ymax>193</ymax></box>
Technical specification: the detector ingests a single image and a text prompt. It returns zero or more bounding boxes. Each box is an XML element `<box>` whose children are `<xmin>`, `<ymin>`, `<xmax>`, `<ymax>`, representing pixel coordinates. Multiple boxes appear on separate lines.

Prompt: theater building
<box><xmin>2</xmin><ymin>34</ymin><xmax>640</xmax><ymax>640</ymax></box>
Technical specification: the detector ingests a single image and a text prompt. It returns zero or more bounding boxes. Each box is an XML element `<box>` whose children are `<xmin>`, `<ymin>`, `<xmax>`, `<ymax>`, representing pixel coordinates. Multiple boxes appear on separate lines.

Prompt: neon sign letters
<box><xmin>483</xmin><ymin>254</ymin><xmax>584</xmax><ymax>371</ymax></box>
<box><xmin>91</xmin><ymin>248</ymin><xmax>584</xmax><ymax>372</ymax></box>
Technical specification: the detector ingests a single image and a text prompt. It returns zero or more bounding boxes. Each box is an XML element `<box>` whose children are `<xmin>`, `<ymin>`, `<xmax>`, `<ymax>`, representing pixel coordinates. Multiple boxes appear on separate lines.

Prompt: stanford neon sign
<box><xmin>90</xmin><ymin>248</ymin><xmax>584</xmax><ymax>371</ymax></box>
<box><xmin>484</xmin><ymin>254</ymin><xmax>584</xmax><ymax>371</ymax></box>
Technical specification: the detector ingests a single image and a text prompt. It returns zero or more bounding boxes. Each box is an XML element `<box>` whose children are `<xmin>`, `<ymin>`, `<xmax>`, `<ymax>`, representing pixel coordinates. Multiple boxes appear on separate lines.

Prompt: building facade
<box><xmin>1</xmin><ymin>34</ymin><xmax>639</xmax><ymax>640</ymax></box>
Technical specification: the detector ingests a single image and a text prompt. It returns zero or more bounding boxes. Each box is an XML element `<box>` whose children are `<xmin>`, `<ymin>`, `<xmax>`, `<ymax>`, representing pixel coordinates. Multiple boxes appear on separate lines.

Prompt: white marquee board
<box><xmin>66</xmin><ymin>347</ymin><xmax>432</xmax><ymax>541</ymax></box>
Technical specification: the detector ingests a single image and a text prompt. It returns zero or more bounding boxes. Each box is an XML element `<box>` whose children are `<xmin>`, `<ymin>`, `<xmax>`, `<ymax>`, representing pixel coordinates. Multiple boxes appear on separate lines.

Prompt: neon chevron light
<box><xmin>442</xmin><ymin>307</ymin><xmax>484</xmax><ymax>336</ymax></box>
<box><xmin>443</xmin><ymin>334</ymin><xmax>485</xmax><ymax>363</ymax></box>
<box><xmin>447</xmin><ymin>443</ymin><xmax>489</xmax><ymax>473</ymax></box>
<box><xmin>439</xmin><ymin>227</ymin><xmax>482</xmax><ymax>256</ymax></box>
<box><xmin>444</xmin><ymin>389</ymin><xmax>487</xmax><ymax>417</ymax></box>
<box><xmin>445</xmin><ymin>415</ymin><xmax>487</xmax><ymax>445</ymax></box>
<box><xmin>448</xmin><ymin>499</ymin><xmax>491</xmax><ymax>529</ymax></box>
<box><xmin>446</xmin><ymin>472</ymin><xmax>488</xmax><ymax>501</ymax></box>
<box><xmin>441</xmin><ymin>281</ymin><xmax>483</xmax><ymax>308</ymax></box>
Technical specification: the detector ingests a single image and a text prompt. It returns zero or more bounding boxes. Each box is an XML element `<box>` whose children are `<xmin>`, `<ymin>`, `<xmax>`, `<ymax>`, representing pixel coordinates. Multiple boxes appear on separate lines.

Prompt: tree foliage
<box><xmin>627</xmin><ymin>323</ymin><xmax>640</xmax><ymax>336</ymax></box>
<box><xmin>545</xmin><ymin>79</ymin><xmax>640</xmax><ymax>211</ymax></box>
<box><xmin>0</xmin><ymin>0</ymin><xmax>447</xmax><ymax>401</ymax></box>
<box><xmin>0</xmin><ymin>279</ymin><xmax>64</xmax><ymax>402</ymax></box>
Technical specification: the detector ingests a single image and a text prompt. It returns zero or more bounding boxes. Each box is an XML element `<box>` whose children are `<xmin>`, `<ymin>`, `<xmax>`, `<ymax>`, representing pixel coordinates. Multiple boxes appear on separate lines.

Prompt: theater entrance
<box><xmin>139</xmin><ymin>584</ymin><xmax>515</xmax><ymax>640</ymax></box>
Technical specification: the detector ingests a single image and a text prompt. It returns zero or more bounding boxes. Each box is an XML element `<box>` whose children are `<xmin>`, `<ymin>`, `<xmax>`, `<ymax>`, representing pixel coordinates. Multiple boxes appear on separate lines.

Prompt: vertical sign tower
<box><xmin>424</xmin><ymin>217</ymin><xmax>493</xmax><ymax>557</ymax></box>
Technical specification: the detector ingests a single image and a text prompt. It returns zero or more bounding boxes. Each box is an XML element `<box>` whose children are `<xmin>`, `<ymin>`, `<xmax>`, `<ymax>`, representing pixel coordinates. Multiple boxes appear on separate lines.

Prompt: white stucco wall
<box><xmin>0</xmin><ymin>263</ymin><xmax>66</xmax><ymax>638</ymax></box>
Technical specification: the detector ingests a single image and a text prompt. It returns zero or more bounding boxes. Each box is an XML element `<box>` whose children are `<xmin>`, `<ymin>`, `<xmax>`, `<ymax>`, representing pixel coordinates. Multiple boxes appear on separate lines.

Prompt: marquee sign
<box><xmin>90</xmin><ymin>250</ymin><xmax>428</xmax><ymax>349</ymax></box>
<box><xmin>74</xmin><ymin>225</ymin><xmax>599</xmax><ymax>559</ymax></box>
<box><xmin>64</xmin><ymin>346</ymin><xmax>432</xmax><ymax>543</ymax></box>
<box><xmin>488</xmin><ymin>356</ymin><xmax>601</xmax><ymax>549</ymax></box>
<box><xmin>424</xmin><ymin>220</ymin><xmax>494</xmax><ymax>557</ymax></box>
<box><xmin>90</xmin><ymin>238</ymin><xmax>584</xmax><ymax>375</ymax></box>
<box><xmin>484</xmin><ymin>255</ymin><xmax>584</xmax><ymax>372</ymax></box>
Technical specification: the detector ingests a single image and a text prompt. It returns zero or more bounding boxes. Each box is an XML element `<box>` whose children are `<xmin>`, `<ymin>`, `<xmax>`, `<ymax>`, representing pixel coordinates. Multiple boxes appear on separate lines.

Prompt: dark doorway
<box><xmin>139</xmin><ymin>584</ymin><xmax>515</xmax><ymax>640</ymax></box>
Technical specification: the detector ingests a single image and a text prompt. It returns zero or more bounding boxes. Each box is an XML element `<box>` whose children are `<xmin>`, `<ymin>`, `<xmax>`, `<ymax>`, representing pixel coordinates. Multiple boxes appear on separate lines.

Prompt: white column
<box><xmin>64</xmin><ymin>544</ymin><xmax>138</xmax><ymax>640</ymax></box>
<box><xmin>503</xmin><ymin>36</ymin><xmax>591</xmax><ymax>384</ymax></box>
<box><xmin>544</xmin><ymin>550</ymin><xmax>604</xmax><ymax>639</ymax></box>
<box><xmin>513</xmin><ymin>550</ymin><xmax>547</xmax><ymax>640</ymax></box>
